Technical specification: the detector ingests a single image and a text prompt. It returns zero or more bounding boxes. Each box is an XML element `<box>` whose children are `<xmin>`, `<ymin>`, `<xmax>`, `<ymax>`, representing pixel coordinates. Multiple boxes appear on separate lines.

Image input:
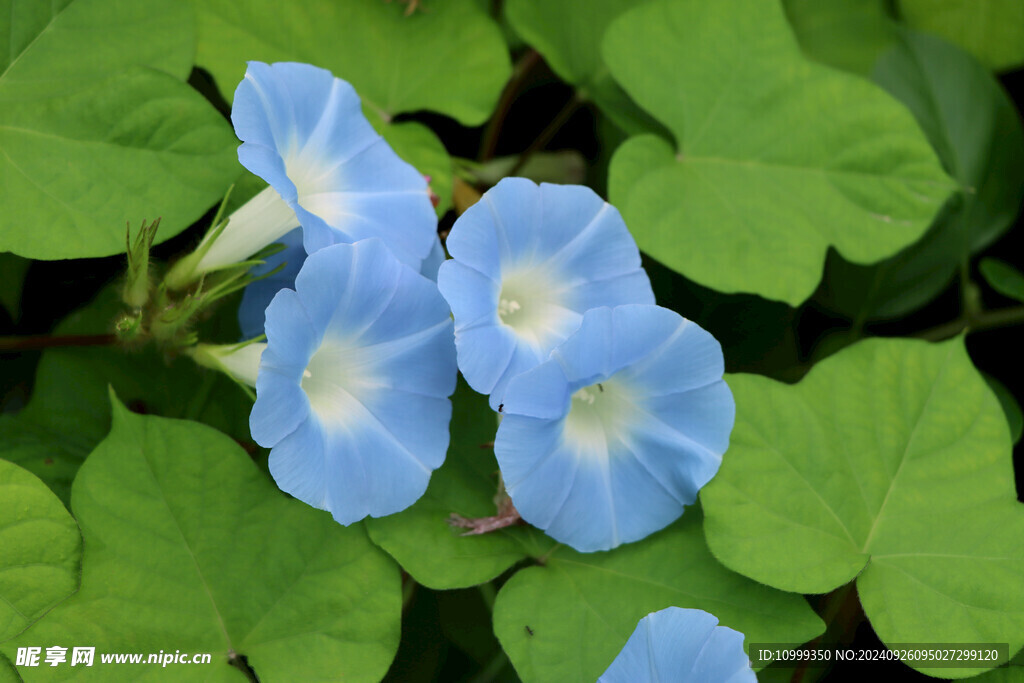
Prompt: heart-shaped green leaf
<box><xmin>818</xmin><ymin>30</ymin><xmax>1024</xmax><ymax>320</ymax></box>
<box><xmin>192</xmin><ymin>0</ymin><xmax>510</xmax><ymax>125</ymax></box>
<box><xmin>0</xmin><ymin>459</ymin><xmax>81</xmax><ymax>643</ymax></box>
<box><xmin>604</xmin><ymin>0</ymin><xmax>952</xmax><ymax>305</ymax></box>
<box><xmin>4</xmin><ymin>394</ymin><xmax>400</xmax><ymax>681</ymax></box>
<box><xmin>702</xmin><ymin>337</ymin><xmax>1024</xmax><ymax>676</ymax></box>
<box><xmin>898</xmin><ymin>0</ymin><xmax>1024</xmax><ymax>71</ymax></box>
<box><xmin>0</xmin><ymin>0</ymin><xmax>239</xmax><ymax>260</ymax></box>
<box><xmin>0</xmin><ymin>287</ymin><xmax>252</xmax><ymax>505</ymax></box>
<box><xmin>0</xmin><ymin>0</ymin><xmax>194</xmax><ymax>94</ymax></box>
<box><xmin>493</xmin><ymin>512</ymin><xmax>824</xmax><ymax>682</ymax></box>
<box><xmin>783</xmin><ymin>0</ymin><xmax>898</xmax><ymax>75</ymax></box>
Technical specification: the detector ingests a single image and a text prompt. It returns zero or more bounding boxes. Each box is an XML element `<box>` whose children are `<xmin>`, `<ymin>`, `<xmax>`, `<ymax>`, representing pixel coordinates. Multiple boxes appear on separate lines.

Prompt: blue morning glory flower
<box><xmin>437</xmin><ymin>178</ymin><xmax>654</xmax><ymax>410</ymax></box>
<box><xmin>494</xmin><ymin>305</ymin><xmax>734</xmax><ymax>552</ymax></box>
<box><xmin>600</xmin><ymin>607</ymin><xmax>756</xmax><ymax>683</ymax></box>
<box><xmin>234</xmin><ymin>61</ymin><xmax>435</xmax><ymax>265</ymax></box>
<box><xmin>250</xmin><ymin>238</ymin><xmax>457</xmax><ymax>525</ymax></box>
<box><xmin>176</xmin><ymin>61</ymin><xmax>436</xmax><ymax>286</ymax></box>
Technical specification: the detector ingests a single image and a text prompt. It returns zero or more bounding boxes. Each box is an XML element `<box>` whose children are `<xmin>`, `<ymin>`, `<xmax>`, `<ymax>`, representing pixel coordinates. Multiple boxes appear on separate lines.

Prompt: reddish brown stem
<box><xmin>0</xmin><ymin>334</ymin><xmax>117</xmax><ymax>352</ymax></box>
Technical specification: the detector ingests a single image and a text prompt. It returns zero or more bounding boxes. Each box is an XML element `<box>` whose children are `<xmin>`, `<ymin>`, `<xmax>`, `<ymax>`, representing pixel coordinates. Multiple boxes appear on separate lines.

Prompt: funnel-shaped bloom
<box><xmin>495</xmin><ymin>305</ymin><xmax>734</xmax><ymax>552</ymax></box>
<box><xmin>234</xmin><ymin>61</ymin><xmax>435</xmax><ymax>265</ymax></box>
<box><xmin>251</xmin><ymin>239</ymin><xmax>457</xmax><ymax>524</ymax></box>
<box><xmin>600</xmin><ymin>607</ymin><xmax>756</xmax><ymax>683</ymax></box>
<box><xmin>170</xmin><ymin>62</ymin><xmax>436</xmax><ymax>288</ymax></box>
<box><xmin>438</xmin><ymin>178</ymin><xmax>654</xmax><ymax>410</ymax></box>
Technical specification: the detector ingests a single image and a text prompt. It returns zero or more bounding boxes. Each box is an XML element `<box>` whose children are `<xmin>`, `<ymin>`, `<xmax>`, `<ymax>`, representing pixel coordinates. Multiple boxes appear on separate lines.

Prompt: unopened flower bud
<box><xmin>122</xmin><ymin>218</ymin><xmax>159</xmax><ymax>308</ymax></box>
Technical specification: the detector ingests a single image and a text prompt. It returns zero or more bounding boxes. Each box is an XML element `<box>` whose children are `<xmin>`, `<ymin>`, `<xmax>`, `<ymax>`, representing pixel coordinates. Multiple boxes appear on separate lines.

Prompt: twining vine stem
<box><xmin>508</xmin><ymin>91</ymin><xmax>585</xmax><ymax>177</ymax></box>
<box><xmin>479</xmin><ymin>49</ymin><xmax>542</xmax><ymax>162</ymax></box>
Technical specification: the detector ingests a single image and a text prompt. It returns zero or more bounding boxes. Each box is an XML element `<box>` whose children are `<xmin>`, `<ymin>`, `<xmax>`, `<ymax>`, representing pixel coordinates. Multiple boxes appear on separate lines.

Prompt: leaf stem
<box><xmin>0</xmin><ymin>333</ymin><xmax>118</xmax><ymax>352</ymax></box>
<box><xmin>479</xmin><ymin>49</ymin><xmax>542</xmax><ymax>162</ymax></box>
<box><xmin>508</xmin><ymin>91</ymin><xmax>584</xmax><ymax>177</ymax></box>
<box><xmin>914</xmin><ymin>305</ymin><xmax>1024</xmax><ymax>342</ymax></box>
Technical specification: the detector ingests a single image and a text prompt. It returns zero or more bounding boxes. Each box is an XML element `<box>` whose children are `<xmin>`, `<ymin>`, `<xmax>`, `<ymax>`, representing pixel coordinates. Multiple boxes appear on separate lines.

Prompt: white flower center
<box><xmin>498</xmin><ymin>265</ymin><xmax>577</xmax><ymax>351</ymax></box>
<box><xmin>563</xmin><ymin>377</ymin><xmax>640</xmax><ymax>458</ymax></box>
<box><xmin>300</xmin><ymin>336</ymin><xmax>377</xmax><ymax>426</ymax></box>
<box><xmin>285</xmin><ymin>150</ymin><xmax>335</xmax><ymax>209</ymax></box>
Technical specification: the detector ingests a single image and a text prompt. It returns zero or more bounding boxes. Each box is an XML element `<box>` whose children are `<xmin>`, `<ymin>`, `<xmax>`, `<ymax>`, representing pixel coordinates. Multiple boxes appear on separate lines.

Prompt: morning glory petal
<box><xmin>266</xmin><ymin>416</ymin><xmax>327</xmax><ymax>506</ymax></box>
<box><xmin>250</xmin><ymin>367</ymin><xmax>309</xmax><ymax>448</ymax></box>
<box><xmin>551</xmin><ymin>306</ymin><xmax>668</xmax><ymax>380</ymax></box>
<box><xmin>481</xmin><ymin>341</ymin><xmax>570</xmax><ymax>412</ymax></box>
<box><xmin>534</xmin><ymin>182</ymin><xmax>608</xmax><ymax>257</ymax></box>
<box><xmin>440</xmin><ymin>178</ymin><xmax>654</xmax><ymax>409</ymax></box>
<box><xmin>536</xmin><ymin>184</ymin><xmax>652</xmax><ymax>293</ymax></box>
<box><xmin>420</xmin><ymin>237</ymin><xmax>446</xmax><ymax>283</ymax></box>
<box><xmin>451</xmin><ymin>323</ymin><xmax>517</xmax><ymax>397</ymax></box>
<box><xmin>566</xmin><ymin>269</ymin><xmax>658</xmax><ymax>315</ymax></box>
<box><xmin>599</xmin><ymin>607</ymin><xmax>757</xmax><ymax>683</ymax></box>
<box><xmin>261</xmin><ymin>288</ymin><xmax>320</xmax><ymax>372</ymax></box>
<box><xmin>539</xmin><ymin>453</ymin><xmax>619</xmax><ymax>551</ymax></box>
<box><xmin>238</xmin><ymin>227</ymin><xmax>305</xmax><ymax>340</ymax></box>
<box><xmin>644</xmin><ymin>383</ymin><xmax>737</xmax><ymax>455</ymax></box>
<box><xmin>494</xmin><ymin>417</ymin><xmax>574</xmax><ymax>529</ymax></box>
<box><xmin>437</xmin><ymin>260</ymin><xmax>500</xmax><ymax>325</ymax></box>
<box><xmin>314</xmin><ymin>393</ymin><xmax>446</xmax><ymax>525</ymax></box>
<box><xmin>603</xmin><ymin>447</ymin><xmax>689</xmax><ymax>543</ymax></box>
<box><xmin>479</xmin><ymin>177</ymin><xmax>542</xmax><ymax>264</ymax></box>
<box><xmin>296</xmin><ymin>234</ymin><xmax>403</xmax><ymax>334</ymax></box>
<box><xmin>500</xmin><ymin>361</ymin><xmax>572</xmax><ymax>420</ymax></box>
<box><xmin>239</xmin><ymin>231</ymin><xmax>447</xmax><ymax>343</ymax></box>
<box><xmin>442</xmin><ymin>207</ymin><xmax>502</xmax><ymax>279</ymax></box>
<box><xmin>252</xmin><ymin>239</ymin><xmax>457</xmax><ymax>525</ymax></box>
<box><xmin>360</xmin><ymin>392</ymin><xmax>452</xmax><ymax>472</ymax></box>
<box><xmin>623</xmin><ymin>319</ymin><xmax>728</xmax><ymax>397</ymax></box>
<box><xmin>354</xmin><ymin>265</ymin><xmax>457</xmax><ymax>353</ymax></box>
<box><xmin>233</xmin><ymin>61</ymin><xmax>436</xmax><ymax>269</ymax></box>
<box><xmin>494</xmin><ymin>305</ymin><xmax>734</xmax><ymax>551</ymax></box>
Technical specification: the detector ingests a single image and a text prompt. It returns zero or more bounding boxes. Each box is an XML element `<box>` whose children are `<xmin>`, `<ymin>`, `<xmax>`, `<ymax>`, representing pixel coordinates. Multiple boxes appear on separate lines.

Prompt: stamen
<box><xmin>498</xmin><ymin>298</ymin><xmax>522</xmax><ymax>318</ymax></box>
<box><xmin>573</xmin><ymin>388</ymin><xmax>596</xmax><ymax>405</ymax></box>
<box><xmin>564</xmin><ymin>378</ymin><xmax>641</xmax><ymax>457</ymax></box>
